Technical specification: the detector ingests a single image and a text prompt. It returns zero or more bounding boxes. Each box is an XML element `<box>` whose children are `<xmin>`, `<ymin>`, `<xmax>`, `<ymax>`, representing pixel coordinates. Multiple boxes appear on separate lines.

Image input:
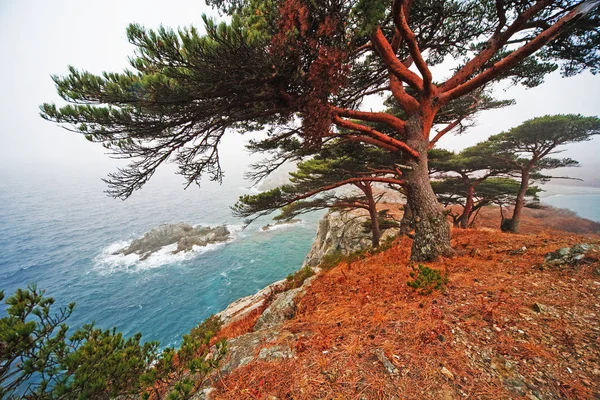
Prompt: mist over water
<box><xmin>0</xmin><ymin>168</ymin><xmax>322</xmax><ymax>348</ymax></box>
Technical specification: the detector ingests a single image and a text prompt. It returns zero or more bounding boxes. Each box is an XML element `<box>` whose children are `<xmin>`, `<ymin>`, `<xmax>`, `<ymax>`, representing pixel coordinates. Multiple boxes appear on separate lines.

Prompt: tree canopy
<box><xmin>41</xmin><ymin>0</ymin><xmax>600</xmax><ymax>260</ymax></box>
<box><xmin>488</xmin><ymin>114</ymin><xmax>600</xmax><ymax>232</ymax></box>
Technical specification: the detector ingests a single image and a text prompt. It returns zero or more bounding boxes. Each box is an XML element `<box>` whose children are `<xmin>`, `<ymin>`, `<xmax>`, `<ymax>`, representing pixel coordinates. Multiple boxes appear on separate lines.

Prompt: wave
<box><xmin>258</xmin><ymin>220</ymin><xmax>304</xmax><ymax>232</ymax></box>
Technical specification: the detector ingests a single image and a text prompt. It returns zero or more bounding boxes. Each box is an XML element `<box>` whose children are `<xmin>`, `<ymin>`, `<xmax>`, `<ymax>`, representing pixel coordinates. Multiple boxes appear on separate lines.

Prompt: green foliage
<box><xmin>0</xmin><ymin>285</ymin><xmax>159</xmax><ymax>399</ymax></box>
<box><xmin>319</xmin><ymin>251</ymin><xmax>347</xmax><ymax>271</ymax></box>
<box><xmin>286</xmin><ymin>266</ymin><xmax>315</xmax><ymax>289</ymax></box>
<box><xmin>407</xmin><ymin>265</ymin><xmax>448</xmax><ymax>295</ymax></box>
<box><xmin>1</xmin><ymin>286</ymin><xmax>226</xmax><ymax>400</ymax></box>
<box><xmin>489</xmin><ymin>114</ymin><xmax>600</xmax><ymax>177</ymax></box>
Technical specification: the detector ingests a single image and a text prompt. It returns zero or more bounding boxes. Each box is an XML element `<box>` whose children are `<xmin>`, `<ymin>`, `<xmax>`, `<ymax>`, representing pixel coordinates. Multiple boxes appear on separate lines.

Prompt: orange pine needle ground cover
<box><xmin>211</xmin><ymin>205</ymin><xmax>600</xmax><ymax>399</ymax></box>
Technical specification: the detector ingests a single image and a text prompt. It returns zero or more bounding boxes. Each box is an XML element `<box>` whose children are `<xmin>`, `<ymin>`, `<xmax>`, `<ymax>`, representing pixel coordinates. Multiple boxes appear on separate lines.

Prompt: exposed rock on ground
<box><xmin>216</xmin><ymin>279</ymin><xmax>287</xmax><ymax>325</ymax></box>
<box><xmin>544</xmin><ymin>243</ymin><xmax>600</xmax><ymax>266</ymax></box>
<box><xmin>116</xmin><ymin>223</ymin><xmax>230</xmax><ymax>260</ymax></box>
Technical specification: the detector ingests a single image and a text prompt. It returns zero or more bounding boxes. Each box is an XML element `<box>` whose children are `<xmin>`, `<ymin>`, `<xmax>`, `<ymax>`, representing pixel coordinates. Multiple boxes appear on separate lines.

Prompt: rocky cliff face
<box><xmin>303</xmin><ymin>210</ymin><xmax>399</xmax><ymax>268</ymax></box>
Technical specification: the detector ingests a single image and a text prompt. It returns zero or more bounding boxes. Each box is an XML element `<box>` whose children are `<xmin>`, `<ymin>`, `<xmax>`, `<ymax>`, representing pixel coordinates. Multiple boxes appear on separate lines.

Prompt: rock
<box><xmin>257</xmin><ymin>345</ymin><xmax>294</xmax><ymax>361</ymax></box>
<box><xmin>303</xmin><ymin>210</ymin><xmax>399</xmax><ymax>268</ymax></box>
<box><xmin>254</xmin><ymin>287</ymin><xmax>303</xmax><ymax>331</ymax></box>
<box><xmin>191</xmin><ymin>387</ymin><xmax>217</xmax><ymax>400</ymax></box>
<box><xmin>544</xmin><ymin>243</ymin><xmax>600</xmax><ymax>267</ymax></box>
<box><xmin>216</xmin><ymin>279</ymin><xmax>287</xmax><ymax>325</ymax></box>
<box><xmin>373</xmin><ymin>349</ymin><xmax>398</xmax><ymax>375</ymax></box>
<box><xmin>219</xmin><ymin>329</ymin><xmax>283</xmax><ymax>374</ymax></box>
<box><xmin>116</xmin><ymin>223</ymin><xmax>230</xmax><ymax>259</ymax></box>
<box><xmin>532</xmin><ymin>303</ymin><xmax>546</xmax><ymax>313</ymax></box>
<box><xmin>174</xmin><ymin>225</ymin><xmax>230</xmax><ymax>253</ymax></box>
<box><xmin>440</xmin><ymin>366</ymin><xmax>455</xmax><ymax>380</ymax></box>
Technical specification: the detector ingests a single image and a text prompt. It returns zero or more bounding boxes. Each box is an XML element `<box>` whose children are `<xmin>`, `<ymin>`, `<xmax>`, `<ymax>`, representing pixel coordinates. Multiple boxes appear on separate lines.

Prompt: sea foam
<box><xmin>93</xmin><ymin>224</ymin><xmax>243</xmax><ymax>274</ymax></box>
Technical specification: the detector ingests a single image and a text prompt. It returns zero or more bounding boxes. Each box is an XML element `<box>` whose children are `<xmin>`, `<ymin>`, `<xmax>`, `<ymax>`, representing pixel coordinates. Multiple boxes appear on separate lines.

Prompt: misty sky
<box><xmin>1</xmin><ymin>0</ymin><xmax>599</xmax><ymax>186</ymax></box>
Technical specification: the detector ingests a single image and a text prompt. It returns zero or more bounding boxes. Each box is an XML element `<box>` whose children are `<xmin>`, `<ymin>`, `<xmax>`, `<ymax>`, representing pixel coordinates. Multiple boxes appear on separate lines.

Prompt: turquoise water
<box><xmin>0</xmin><ymin>170</ymin><xmax>322</xmax><ymax>348</ymax></box>
<box><xmin>540</xmin><ymin>185</ymin><xmax>600</xmax><ymax>222</ymax></box>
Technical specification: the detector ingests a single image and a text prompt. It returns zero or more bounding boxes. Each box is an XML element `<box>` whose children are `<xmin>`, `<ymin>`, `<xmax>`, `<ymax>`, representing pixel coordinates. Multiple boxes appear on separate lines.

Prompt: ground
<box><xmin>210</xmin><ymin>204</ymin><xmax>600</xmax><ymax>399</ymax></box>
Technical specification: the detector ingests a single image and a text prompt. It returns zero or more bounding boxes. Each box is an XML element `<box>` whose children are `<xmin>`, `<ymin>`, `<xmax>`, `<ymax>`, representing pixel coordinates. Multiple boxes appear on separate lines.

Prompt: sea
<box><xmin>0</xmin><ymin>171</ymin><xmax>598</xmax><ymax>349</ymax></box>
<box><xmin>0</xmin><ymin>167</ymin><xmax>323</xmax><ymax>349</ymax></box>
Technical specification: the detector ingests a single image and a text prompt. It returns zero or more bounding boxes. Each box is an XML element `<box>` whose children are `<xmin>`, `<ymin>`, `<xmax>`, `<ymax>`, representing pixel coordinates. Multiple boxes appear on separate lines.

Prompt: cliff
<box><xmin>303</xmin><ymin>209</ymin><xmax>399</xmax><ymax>268</ymax></box>
<box><xmin>200</xmin><ymin>204</ymin><xmax>600</xmax><ymax>399</ymax></box>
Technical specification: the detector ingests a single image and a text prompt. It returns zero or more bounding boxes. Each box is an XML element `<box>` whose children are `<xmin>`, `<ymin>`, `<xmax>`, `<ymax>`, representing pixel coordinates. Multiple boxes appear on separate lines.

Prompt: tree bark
<box><xmin>457</xmin><ymin>184</ymin><xmax>475</xmax><ymax>229</ymax></box>
<box><xmin>399</xmin><ymin>193</ymin><xmax>415</xmax><ymax>234</ymax></box>
<box><xmin>404</xmin><ymin>114</ymin><xmax>454</xmax><ymax>261</ymax></box>
<box><xmin>358</xmin><ymin>182</ymin><xmax>382</xmax><ymax>247</ymax></box>
<box><xmin>502</xmin><ymin>168</ymin><xmax>529</xmax><ymax>233</ymax></box>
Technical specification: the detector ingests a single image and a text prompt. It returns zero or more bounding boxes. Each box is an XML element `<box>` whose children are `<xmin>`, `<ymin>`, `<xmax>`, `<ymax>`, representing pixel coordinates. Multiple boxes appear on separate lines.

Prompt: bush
<box><xmin>407</xmin><ymin>265</ymin><xmax>448</xmax><ymax>295</ymax></box>
<box><xmin>0</xmin><ymin>285</ymin><xmax>159</xmax><ymax>399</ymax></box>
<box><xmin>286</xmin><ymin>266</ymin><xmax>315</xmax><ymax>289</ymax></box>
<box><xmin>1</xmin><ymin>285</ymin><xmax>226</xmax><ymax>400</ymax></box>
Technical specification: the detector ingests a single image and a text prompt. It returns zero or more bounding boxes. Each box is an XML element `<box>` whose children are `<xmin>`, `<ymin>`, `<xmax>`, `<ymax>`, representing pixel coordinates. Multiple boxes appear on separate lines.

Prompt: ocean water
<box><xmin>540</xmin><ymin>184</ymin><xmax>600</xmax><ymax>222</ymax></box>
<box><xmin>0</xmin><ymin>169</ymin><xmax>322</xmax><ymax>348</ymax></box>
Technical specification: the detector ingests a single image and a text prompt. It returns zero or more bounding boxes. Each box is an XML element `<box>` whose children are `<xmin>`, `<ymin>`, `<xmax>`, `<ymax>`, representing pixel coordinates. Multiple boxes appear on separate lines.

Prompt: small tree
<box><xmin>233</xmin><ymin>141</ymin><xmax>405</xmax><ymax>247</ymax></box>
<box><xmin>429</xmin><ymin>143</ymin><xmax>514</xmax><ymax>228</ymax></box>
<box><xmin>432</xmin><ymin>177</ymin><xmax>541</xmax><ymax>227</ymax></box>
<box><xmin>489</xmin><ymin>114</ymin><xmax>600</xmax><ymax>233</ymax></box>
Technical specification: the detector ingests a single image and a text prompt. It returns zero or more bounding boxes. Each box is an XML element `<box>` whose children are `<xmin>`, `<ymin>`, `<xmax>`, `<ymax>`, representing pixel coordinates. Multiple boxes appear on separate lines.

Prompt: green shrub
<box><xmin>407</xmin><ymin>264</ymin><xmax>448</xmax><ymax>295</ymax></box>
<box><xmin>286</xmin><ymin>266</ymin><xmax>315</xmax><ymax>289</ymax></box>
<box><xmin>1</xmin><ymin>286</ymin><xmax>226</xmax><ymax>400</ymax></box>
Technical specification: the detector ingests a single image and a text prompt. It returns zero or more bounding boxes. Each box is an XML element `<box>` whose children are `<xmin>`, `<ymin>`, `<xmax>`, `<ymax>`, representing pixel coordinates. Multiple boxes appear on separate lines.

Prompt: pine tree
<box><xmin>233</xmin><ymin>141</ymin><xmax>405</xmax><ymax>247</ymax></box>
<box><xmin>488</xmin><ymin>114</ymin><xmax>600</xmax><ymax>232</ymax></box>
<box><xmin>41</xmin><ymin>0</ymin><xmax>600</xmax><ymax>260</ymax></box>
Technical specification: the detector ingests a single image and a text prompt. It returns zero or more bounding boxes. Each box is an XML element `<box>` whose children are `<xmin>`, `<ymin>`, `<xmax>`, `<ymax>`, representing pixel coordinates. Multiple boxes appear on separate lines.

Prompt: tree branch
<box><xmin>439</xmin><ymin>2</ymin><xmax>585</xmax><ymax>104</ymax></box>
<box><xmin>333</xmin><ymin>116</ymin><xmax>420</xmax><ymax>158</ymax></box>
<box><xmin>429</xmin><ymin>118</ymin><xmax>463</xmax><ymax>148</ymax></box>
<box><xmin>331</xmin><ymin>106</ymin><xmax>406</xmax><ymax>132</ymax></box>
<box><xmin>371</xmin><ymin>27</ymin><xmax>424</xmax><ymax>92</ymax></box>
<box><xmin>439</xmin><ymin>0</ymin><xmax>554</xmax><ymax>96</ymax></box>
<box><xmin>392</xmin><ymin>0</ymin><xmax>434</xmax><ymax>96</ymax></box>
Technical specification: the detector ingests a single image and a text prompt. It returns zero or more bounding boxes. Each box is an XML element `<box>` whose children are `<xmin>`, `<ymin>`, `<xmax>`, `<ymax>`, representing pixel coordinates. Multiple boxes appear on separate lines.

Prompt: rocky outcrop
<box><xmin>216</xmin><ymin>279</ymin><xmax>287</xmax><ymax>325</ymax></box>
<box><xmin>544</xmin><ymin>243</ymin><xmax>600</xmax><ymax>266</ymax></box>
<box><xmin>303</xmin><ymin>210</ymin><xmax>399</xmax><ymax>268</ymax></box>
<box><xmin>116</xmin><ymin>223</ymin><xmax>230</xmax><ymax>260</ymax></box>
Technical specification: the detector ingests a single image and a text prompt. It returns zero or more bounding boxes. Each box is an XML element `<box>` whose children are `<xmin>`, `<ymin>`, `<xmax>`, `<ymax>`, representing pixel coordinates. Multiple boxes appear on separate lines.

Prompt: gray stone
<box><xmin>254</xmin><ymin>288</ymin><xmax>302</xmax><ymax>331</ymax></box>
<box><xmin>257</xmin><ymin>345</ymin><xmax>294</xmax><ymax>361</ymax></box>
<box><xmin>303</xmin><ymin>210</ymin><xmax>398</xmax><ymax>268</ymax></box>
<box><xmin>116</xmin><ymin>223</ymin><xmax>230</xmax><ymax>259</ymax></box>
<box><xmin>219</xmin><ymin>329</ymin><xmax>283</xmax><ymax>374</ymax></box>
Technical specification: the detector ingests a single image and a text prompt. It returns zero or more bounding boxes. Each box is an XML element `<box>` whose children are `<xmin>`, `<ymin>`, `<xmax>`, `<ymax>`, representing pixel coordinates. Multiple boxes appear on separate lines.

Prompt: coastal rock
<box><xmin>116</xmin><ymin>223</ymin><xmax>230</xmax><ymax>260</ymax></box>
<box><xmin>254</xmin><ymin>287</ymin><xmax>302</xmax><ymax>331</ymax></box>
<box><xmin>216</xmin><ymin>279</ymin><xmax>287</xmax><ymax>325</ymax></box>
<box><xmin>303</xmin><ymin>210</ymin><xmax>398</xmax><ymax>268</ymax></box>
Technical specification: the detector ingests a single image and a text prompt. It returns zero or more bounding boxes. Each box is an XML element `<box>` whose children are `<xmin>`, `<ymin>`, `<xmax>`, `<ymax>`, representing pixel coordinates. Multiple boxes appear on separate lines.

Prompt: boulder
<box><xmin>254</xmin><ymin>287</ymin><xmax>302</xmax><ymax>331</ymax></box>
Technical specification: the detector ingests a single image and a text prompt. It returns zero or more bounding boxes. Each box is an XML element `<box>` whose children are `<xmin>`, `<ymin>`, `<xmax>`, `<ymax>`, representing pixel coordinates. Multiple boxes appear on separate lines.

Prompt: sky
<box><xmin>0</xmin><ymin>0</ymin><xmax>599</xmax><ymax>186</ymax></box>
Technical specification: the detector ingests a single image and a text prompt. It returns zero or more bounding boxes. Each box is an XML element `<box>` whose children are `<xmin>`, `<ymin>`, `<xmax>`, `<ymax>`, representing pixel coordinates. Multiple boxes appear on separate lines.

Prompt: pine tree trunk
<box><xmin>361</xmin><ymin>183</ymin><xmax>381</xmax><ymax>247</ymax></box>
<box><xmin>502</xmin><ymin>169</ymin><xmax>529</xmax><ymax>233</ymax></box>
<box><xmin>404</xmin><ymin>115</ymin><xmax>454</xmax><ymax>261</ymax></box>
<box><xmin>399</xmin><ymin>194</ymin><xmax>415</xmax><ymax>234</ymax></box>
<box><xmin>458</xmin><ymin>184</ymin><xmax>475</xmax><ymax>229</ymax></box>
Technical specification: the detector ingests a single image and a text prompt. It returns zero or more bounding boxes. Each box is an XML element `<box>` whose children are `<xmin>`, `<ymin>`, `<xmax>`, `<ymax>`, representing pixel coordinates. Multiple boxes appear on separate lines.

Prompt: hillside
<box><xmin>204</xmin><ymin>205</ymin><xmax>600</xmax><ymax>399</ymax></box>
